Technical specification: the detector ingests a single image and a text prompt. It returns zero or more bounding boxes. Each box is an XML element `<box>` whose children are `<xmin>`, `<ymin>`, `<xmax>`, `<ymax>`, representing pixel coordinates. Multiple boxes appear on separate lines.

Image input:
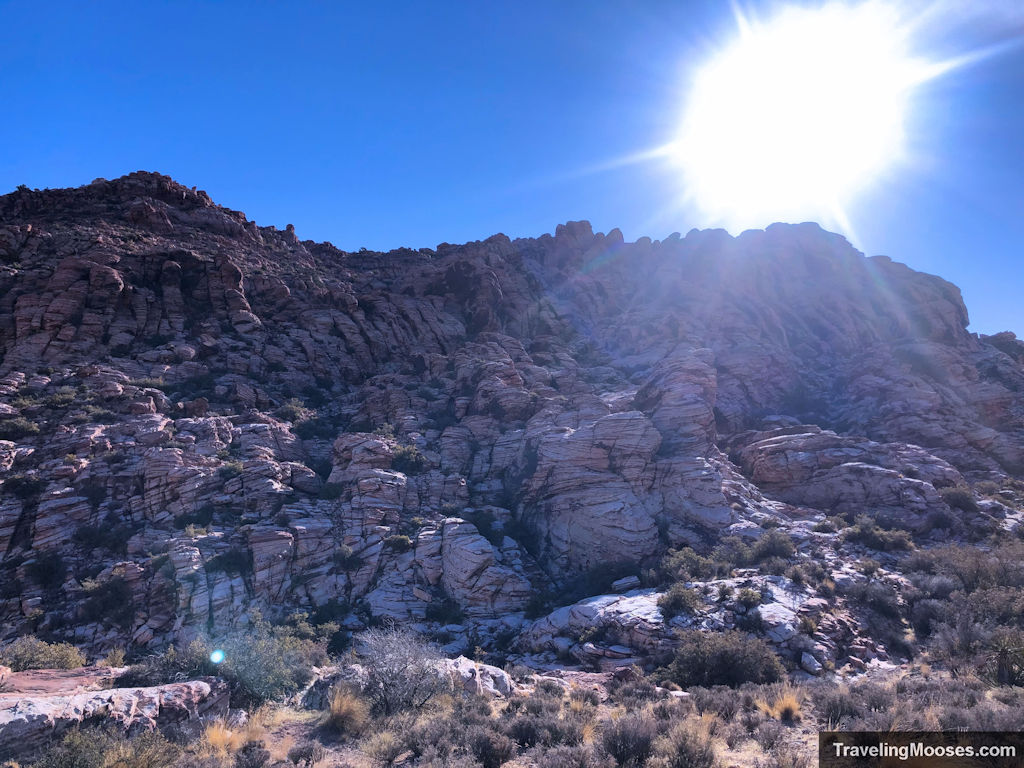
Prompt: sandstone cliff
<box><xmin>1</xmin><ymin>172</ymin><xmax>1022</xmax><ymax>671</ymax></box>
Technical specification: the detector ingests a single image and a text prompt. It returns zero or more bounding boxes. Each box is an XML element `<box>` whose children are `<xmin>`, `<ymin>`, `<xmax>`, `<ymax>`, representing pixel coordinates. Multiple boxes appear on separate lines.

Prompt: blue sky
<box><xmin>1</xmin><ymin>1</ymin><xmax>1022</xmax><ymax>334</ymax></box>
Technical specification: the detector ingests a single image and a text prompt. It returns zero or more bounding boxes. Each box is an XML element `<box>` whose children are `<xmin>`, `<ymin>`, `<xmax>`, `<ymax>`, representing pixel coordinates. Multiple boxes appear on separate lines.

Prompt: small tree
<box><xmin>359</xmin><ymin>627</ymin><xmax>449</xmax><ymax>716</ymax></box>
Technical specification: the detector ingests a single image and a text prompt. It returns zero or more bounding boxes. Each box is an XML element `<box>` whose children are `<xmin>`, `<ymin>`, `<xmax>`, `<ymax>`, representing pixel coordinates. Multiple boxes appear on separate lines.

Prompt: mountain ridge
<box><xmin>1</xmin><ymin>170</ymin><xmax>1023</xmax><ymax>677</ymax></box>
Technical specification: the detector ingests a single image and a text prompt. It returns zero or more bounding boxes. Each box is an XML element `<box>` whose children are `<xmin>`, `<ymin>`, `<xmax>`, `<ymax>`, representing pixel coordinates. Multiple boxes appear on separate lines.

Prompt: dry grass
<box><xmin>364</xmin><ymin>730</ymin><xmax>406</xmax><ymax>766</ymax></box>
<box><xmin>199</xmin><ymin>715</ymin><xmax>268</xmax><ymax>759</ymax></box>
<box><xmin>321</xmin><ymin>686</ymin><xmax>371</xmax><ymax>736</ymax></box>
<box><xmin>200</xmin><ymin>719</ymin><xmax>246</xmax><ymax>758</ymax></box>
<box><xmin>755</xmin><ymin>687</ymin><xmax>803</xmax><ymax>723</ymax></box>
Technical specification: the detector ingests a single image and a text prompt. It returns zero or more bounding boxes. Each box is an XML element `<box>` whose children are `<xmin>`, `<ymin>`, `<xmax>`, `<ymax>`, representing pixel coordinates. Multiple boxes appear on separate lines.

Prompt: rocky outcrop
<box><xmin>0</xmin><ymin>667</ymin><xmax>228</xmax><ymax>759</ymax></box>
<box><xmin>0</xmin><ymin>172</ymin><xmax>1022</xmax><ymax>668</ymax></box>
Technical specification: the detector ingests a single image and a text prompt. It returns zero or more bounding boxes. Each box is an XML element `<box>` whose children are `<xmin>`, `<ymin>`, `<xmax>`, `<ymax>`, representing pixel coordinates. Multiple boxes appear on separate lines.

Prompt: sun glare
<box><xmin>676</xmin><ymin>2</ymin><xmax>947</xmax><ymax>232</ymax></box>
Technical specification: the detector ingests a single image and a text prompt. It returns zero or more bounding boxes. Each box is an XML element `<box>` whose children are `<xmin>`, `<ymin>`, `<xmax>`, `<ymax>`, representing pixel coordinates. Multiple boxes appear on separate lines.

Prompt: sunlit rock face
<box><xmin>1</xmin><ymin>171</ymin><xmax>1022</xmax><ymax>657</ymax></box>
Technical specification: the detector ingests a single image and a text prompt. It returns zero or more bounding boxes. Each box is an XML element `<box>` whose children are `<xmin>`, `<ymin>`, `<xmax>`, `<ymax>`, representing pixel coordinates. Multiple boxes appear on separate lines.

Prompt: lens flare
<box><xmin>676</xmin><ymin>1</ymin><xmax>955</xmax><ymax>232</ymax></box>
<box><xmin>209</xmin><ymin>649</ymin><xmax>225</xmax><ymax>664</ymax></box>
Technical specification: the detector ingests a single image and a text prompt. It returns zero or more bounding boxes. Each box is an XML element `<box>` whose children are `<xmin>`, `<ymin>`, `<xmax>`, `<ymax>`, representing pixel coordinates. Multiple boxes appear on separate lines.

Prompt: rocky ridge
<box><xmin>2</xmin><ymin>172</ymin><xmax>1023</xmax><ymax>677</ymax></box>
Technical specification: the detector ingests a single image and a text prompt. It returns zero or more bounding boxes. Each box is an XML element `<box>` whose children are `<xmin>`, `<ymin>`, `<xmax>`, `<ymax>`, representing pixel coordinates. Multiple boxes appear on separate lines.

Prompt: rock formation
<box><xmin>1</xmin><ymin>171</ymin><xmax>1022</xmax><ymax>674</ymax></box>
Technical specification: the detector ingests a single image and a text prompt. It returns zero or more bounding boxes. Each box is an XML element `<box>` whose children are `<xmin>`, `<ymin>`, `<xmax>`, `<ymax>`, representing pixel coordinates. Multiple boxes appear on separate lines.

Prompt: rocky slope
<box><xmin>1</xmin><ymin>171</ymin><xmax>1023</xmax><ymax>674</ymax></box>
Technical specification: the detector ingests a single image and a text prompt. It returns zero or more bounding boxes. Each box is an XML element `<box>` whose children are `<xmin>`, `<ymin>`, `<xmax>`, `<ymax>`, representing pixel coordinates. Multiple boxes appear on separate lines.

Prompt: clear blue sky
<box><xmin>1</xmin><ymin>1</ymin><xmax>1022</xmax><ymax>334</ymax></box>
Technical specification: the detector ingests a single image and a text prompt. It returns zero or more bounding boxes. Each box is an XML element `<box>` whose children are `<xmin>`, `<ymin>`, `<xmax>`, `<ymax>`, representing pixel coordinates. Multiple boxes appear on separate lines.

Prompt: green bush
<box><xmin>659</xmin><ymin>547</ymin><xmax>724</xmax><ymax>582</ymax></box>
<box><xmin>0</xmin><ymin>636</ymin><xmax>86</xmax><ymax>671</ymax></box>
<box><xmin>275</xmin><ymin>397</ymin><xmax>307</xmax><ymax>422</ymax></box>
<box><xmin>468</xmin><ymin>725</ymin><xmax>516</xmax><ymax>768</ymax></box>
<box><xmin>391</xmin><ymin>444</ymin><xmax>428</xmax><ymax>475</ymax></box>
<box><xmin>843</xmin><ymin>516</ymin><xmax>913</xmax><ymax>551</ymax></box>
<box><xmin>118</xmin><ymin>619</ymin><xmax>326</xmax><ymax>706</ymax></box>
<box><xmin>751</xmin><ymin>530</ymin><xmax>796</xmax><ymax>561</ymax></box>
<box><xmin>736</xmin><ymin>588</ymin><xmax>762</xmax><ymax>609</ymax></box>
<box><xmin>383</xmin><ymin>534</ymin><xmax>413</xmax><ymax>553</ymax></box>
<box><xmin>218</xmin><ymin>461</ymin><xmax>244</xmax><ymax>479</ymax></box>
<box><xmin>0</xmin><ymin>417</ymin><xmax>41</xmax><ymax>440</ymax></box>
<box><xmin>333</xmin><ymin>544</ymin><xmax>364</xmax><ymax>571</ymax></box>
<box><xmin>295</xmin><ymin>416</ymin><xmax>339</xmax><ymax>440</ymax></box>
<box><xmin>648</xmin><ymin>721</ymin><xmax>718</xmax><ymax>768</ymax></box>
<box><xmin>5</xmin><ymin>473</ymin><xmax>47</xmax><ymax>499</ymax></box>
<box><xmin>658</xmin><ymin>584</ymin><xmax>702</xmax><ymax>619</ymax></box>
<box><xmin>659</xmin><ymin>630</ymin><xmax>784</xmax><ymax>688</ymax></box>
<box><xmin>425</xmin><ymin>596</ymin><xmax>465</xmax><ymax>624</ymax></box>
<box><xmin>940</xmin><ymin>486</ymin><xmax>979</xmax><ymax>514</ymax></box>
<box><xmin>205</xmin><ymin>547</ymin><xmax>252</xmax><ymax>576</ymax></box>
<box><xmin>29</xmin><ymin>727</ymin><xmax>180</xmax><ymax>768</ymax></box>
<box><xmin>73</xmin><ymin>513</ymin><xmax>137</xmax><ymax>555</ymax></box>
<box><xmin>600</xmin><ymin>713</ymin><xmax>658</xmax><ymax>767</ymax></box>
<box><xmin>81</xmin><ymin>577</ymin><xmax>135</xmax><ymax>628</ymax></box>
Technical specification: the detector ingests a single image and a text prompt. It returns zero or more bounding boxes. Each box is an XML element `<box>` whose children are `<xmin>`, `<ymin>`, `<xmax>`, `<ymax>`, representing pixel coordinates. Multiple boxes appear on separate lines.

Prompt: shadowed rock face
<box><xmin>1</xmin><ymin>171</ymin><xmax>1022</xmax><ymax>656</ymax></box>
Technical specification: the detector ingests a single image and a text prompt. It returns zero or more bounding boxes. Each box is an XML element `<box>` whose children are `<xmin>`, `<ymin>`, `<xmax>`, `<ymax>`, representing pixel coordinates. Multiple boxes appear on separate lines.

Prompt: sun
<box><xmin>675</xmin><ymin>2</ymin><xmax>945</xmax><ymax>232</ymax></box>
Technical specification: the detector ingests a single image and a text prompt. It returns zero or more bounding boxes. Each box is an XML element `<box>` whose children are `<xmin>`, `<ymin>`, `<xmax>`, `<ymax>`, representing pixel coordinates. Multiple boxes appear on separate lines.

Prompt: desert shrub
<box><xmin>332</xmin><ymin>545</ymin><xmax>363</xmax><ymax>572</ymax></box>
<box><xmin>175</xmin><ymin>503</ymin><xmax>216</xmax><ymax>529</ymax></box>
<box><xmin>908</xmin><ymin>598</ymin><xmax>948</xmax><ymax>637</ymax></box>
<box><xmin>843</xmin><ymin>516</ymin><xmax>913</xmax><ymax>551</ymax></box>
<box><xmin>295</xmin><ymin>416</ymin><xmax>339</xmax><ymax>440</ymax></box>
<box><xmin>755</xmin><ymin>685</ymin><xmax>802</xmax><ymax>722</ymax></box>
<box><xmin>116</xmin><ymin>638</ymin><xmax>214</xmax><ymax>687</ymax></box>
<box><xmin>391</xmin><ymin>444</ymin><xmax>428</xmax><ymax>474</ymax></box>
<box><xmin>0</xmin><ymin>636</ymin><xmax>85</xmax><ymax>671</ymax></box>
<box><xmin>600</xmin><ymin>713</ymin><xmax>658</xmax><ymax>767</ymax></box>
<box><xmin>287</xmin><ymin>742</ymin><xmax>327</xmax><ymax>767</ymax></box>
<box><xmin>752</xmin><ymin>721</ymin><xmax>785</xmax><ymax>752</ymax></box>
<box><xmin>940</xmin><ymin>485</ymin><xmax>979</xmax><ymax>513</ymax></box>
<box><xmin>690</xmin><ymin>686</ymin><xmax>740</xmax><ymax>720</ymax></box>
<box><xmin>505</xmin><ymin>713</ymin><xmax>581</xmax><ymax>748</ymax></box>
<box><xmin>234</xmin><ymin>740</ymin><xmax>271</xmax><ymax>768</ymax></box>
<box><xmin>219</xmin><ymin>621</ymin><xmax>327</xmax><ymax>705</ymax></box>
<box><xmin>756</xmin><ymin>744</ymin><xmax>812</xmax><ymax>768</ymax></box>
<box><xmin>360</xmin><ymin>627</ymin><xmax>447</xmax><ymax>715</ymax></box>
<box><xmin>73</xmin><ymin>513</ymin><xmax>137</xmax><ymax>555</ymax></box>
<box><xmin>736</xmin><ymin>588</ymin><xmax>762</xmax><ymax>609</ymax></box>
<box><xmin>751</xmin><ymin>530</ymin><xmax>796</xmax><ymax>561</ymax></box>
<box><xmin>364</xmin><ymin>731</ymin><xmax>407</xmax><ymax>766</ymax></box>
<box><xmin>660</xmin><ymin>631</ymin><xmax>784</xmax><ymax>688</ymax></box>
<box><xmin>383</xmin><ymin>534</ymin><xmax>413</xmax><ymax>553</ymax></box>
<box><xmin>97</xmin><ymin>647</ymin><xmax>126</xmax><ymax>668</ymax></box>
<box><xmin>26</xmin><ymin>551</ymin><xmax>66</xmax><ymax>589</ymax></box>
<box><xmin>658</xmin><ymin>584</ymin><xmax>702</xmax><ymax>619</ymax></box>
<box><xmin>219</xmin><ymin>461</ymin><xmax>244</xmax><ymax>479</ymax></box>
<box><xmin>320</xmin><ymin>686</ymin><xmax>369</xmax><ymax>736</ymax></box>
<box><xmin>468</xmin><ymin>725</ymin><xmax>516</xmax><ymax>768</ymax></box>
<box><xmin>81</xmin><ymin>577</ymin><xmax>134</xmax><ymax>628</ymax></box>
<box><xmin>205</xmin><ymin>547</ymin><xmax>252</xmax><ymax>576</ymax></box>
<box><xmin>275</xmin><ymin>398</ymin><xmax>307</xmax><ymax>422</ymax></box>
<box><xmin>647</xmin><ymin>721</ymin><xmax>718</xmax><ymax>768</ymax></box>
<box><xmin>425</xmin><ymin>596</ymin><xmax>465</xmax><ymax>624</ymax></box>
<box><xmin>569</xmin><ymin>686</ymin><xmax>601</xmax><ymax>707</ymax></box>
<box><xmin>30</xmin><ymin>727</ymin><xmax>180</xmax><ymax>768</ymax></box>
<box><xmin>0</xmin><ymin>417</ymin><xmax>41</xmax><ymax>440</ymax></box>
<box><xmin>811</xmin><ymin>685</ymin><xmax>861</xmax><ymax>726</ymax></box>
<box><xmin>6</xmin><ymin>473</ymin><xmax>47</xmax><ymax>499</ymax></box>
<box><xmin>606</xmin><ymin>677</ymin><xmax>658</xmax><ymax>708</ymax></box>
<box><xmin>846</xmin><ymin>580</ymin><xmax>902</xmax><ymax>619</ymax></box>
<box><xmin>658</xmin><ymin>547</ymin><xmax>724</xmax><ymax>582</ymax></box>
<box><xmin>119</xmin><ymin>621</ymin><xmax>325</xmax><ymax>705</ymax></box>
<box><xmin>538</xmin><ymin>745</ymin><xmax>614</xmax><ymax>768</ymax></box>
